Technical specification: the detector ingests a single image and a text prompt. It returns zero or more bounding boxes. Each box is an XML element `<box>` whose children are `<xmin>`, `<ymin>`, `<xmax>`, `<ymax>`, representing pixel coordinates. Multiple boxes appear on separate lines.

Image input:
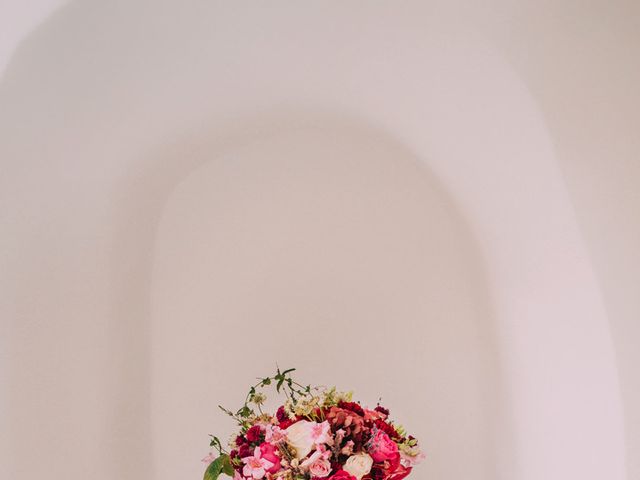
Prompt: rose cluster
<box><xmin>203</xmin><ymin>370</ymin><xmax>424</xmax><ymax>480</ymax></box>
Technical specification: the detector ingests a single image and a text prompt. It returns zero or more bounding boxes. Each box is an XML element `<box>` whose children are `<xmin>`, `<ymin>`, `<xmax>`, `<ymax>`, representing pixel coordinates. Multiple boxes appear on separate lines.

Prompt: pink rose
<box><xmin>259</xmin><ymin>443</ymin><xmax>281</xmax><ymax>473</ymax></box>
<box><xmin>301</xmin><ymin>445</ymin><xmax>332</xmax><ymax>477</ymax></box>
<box><xmin>308</xmin><ymin>458</ymin><xmax>331</xmax><ymax>478</ymax></box>
<box><xmin>367</xmin><ymin>430</ymin><xmax>399</xmax><ymax>463</ymax></box>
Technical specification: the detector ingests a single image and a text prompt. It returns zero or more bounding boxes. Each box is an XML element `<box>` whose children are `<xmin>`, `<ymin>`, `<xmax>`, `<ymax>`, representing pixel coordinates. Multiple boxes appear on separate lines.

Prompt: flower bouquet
<box><xmin>202</xmin><ymin>368</ymin><xmax>424</xmax><ymax>480</ymax></box>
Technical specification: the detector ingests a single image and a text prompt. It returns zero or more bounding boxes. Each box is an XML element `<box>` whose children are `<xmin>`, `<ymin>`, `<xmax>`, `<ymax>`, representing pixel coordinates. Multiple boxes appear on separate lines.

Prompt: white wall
<box><xmin>0</xmin><ymin>1</ymin><xmax>637</xmax><ymax>480</ymax></box>
<box><xmin>496</xmin><ymin>4</ymin><xmax>640</xmax><ymax>476</ymax></box>
<box><xmin>149</xmin><ymin>128</ymin><xmax>503</xmax><ymax>480</ymax></box>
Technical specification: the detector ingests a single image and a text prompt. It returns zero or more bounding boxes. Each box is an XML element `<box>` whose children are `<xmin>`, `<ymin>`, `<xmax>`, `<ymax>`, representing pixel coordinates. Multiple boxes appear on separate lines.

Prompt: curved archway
<box><xmin>0</xmin><ymin>2</ymin><xmax>626</xmax><ymax>479</ymax></box>
<box><xmin>148</xmin><ymin>123</ymin><xmax>506</xmax><ymax>480</ymax></box>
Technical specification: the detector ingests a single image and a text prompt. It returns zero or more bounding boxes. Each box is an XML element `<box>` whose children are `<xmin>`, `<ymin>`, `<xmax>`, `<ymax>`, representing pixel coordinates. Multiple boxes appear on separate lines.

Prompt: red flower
<box><xmin>387</xmin><ymin>465</ymin><xmax>412</xmax><ymax>480</ymax></box>
<box><xmin>367</xmin><ymin>453</ymin><xmax>405</xmax><ymax>480</ymax></box>
<box><xmin>329</xmin><ymin>470</ymin><xmax>358</xmax><ymax>480</ymax></box>
<box><xmin>246</xmin><ymin>425</ymin><xmax>262</xmax><ymax>443</ymax></box>
<box><xmin>385</xmin><ymin>453</ymin><xmax>401</xmax><ymax>473</ymax></box>
<box><xmin>338</xmin><ymin>401</ymin><xmax>365</xmax><ymax>417</ymax></box>
<box><xmin>238</xmin><ymin>443</ymin><xmax>252</xmax><ymax>458</ymax></box>
<box><xmin>373</xmin><ymin>420</ymin><xmax>402</xmax><ymax>440</ymax></box>
<box><xmin>368</xmin><ymin>465</ymin><xmax>386</xmax><ymax>480</ymax></box>
<box><xmin>278</xmin><ymin>419</ymin><xmax>294</xmax><ymax>430</ymax></box>
<box><xmin>276</xmin><ymin>405</ymin><xmax>288</xmax><ymax>422</ymax></box>
<box><xmin>374</xmin><ymin>406</ymin><xmax>389</xmax><ymax>416</ymax></box>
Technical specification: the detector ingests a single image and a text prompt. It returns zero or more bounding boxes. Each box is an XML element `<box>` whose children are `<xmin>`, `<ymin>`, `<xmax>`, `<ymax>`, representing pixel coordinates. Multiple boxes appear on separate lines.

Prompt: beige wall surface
<box><xmin>0</xmin><ymin>2</ymin><xmax>638</xmax><ymax>480</ymax></box>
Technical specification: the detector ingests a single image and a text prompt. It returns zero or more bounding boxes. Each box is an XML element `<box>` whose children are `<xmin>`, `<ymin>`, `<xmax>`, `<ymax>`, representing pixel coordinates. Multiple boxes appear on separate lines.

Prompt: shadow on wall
<box><xmin>110</xmin><ymin>118</ymin><xmax>511</xmax><ymax>480</ymax></box>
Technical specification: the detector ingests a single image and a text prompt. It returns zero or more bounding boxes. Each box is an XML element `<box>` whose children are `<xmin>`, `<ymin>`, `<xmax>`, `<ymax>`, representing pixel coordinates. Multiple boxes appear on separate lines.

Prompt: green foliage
<box><xmin>203</xmin><ymin>454</ymin><xmax>234</xmax><ymax>480</ymax></box>
<box><xmin>216</xmin><ymin>367</ymin><xmax>310</xmax><ymax>430</ymax></box>
<box><xmin>209</xmin><ymin>435</ymin><xmax>224</xmax><ymax>454</ymax></box>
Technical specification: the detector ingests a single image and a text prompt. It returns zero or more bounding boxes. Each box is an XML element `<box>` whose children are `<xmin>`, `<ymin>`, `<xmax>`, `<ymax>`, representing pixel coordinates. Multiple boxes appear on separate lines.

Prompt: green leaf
<box><xmin>281</xmin><ymin>368</ymin><xmax>296</xmax><ymax>375</ymax></box>
<box><xmin>237</xmin><ymin>405</ymin><xmax>252</xmax><ymax>418</ymax></box>
<box><xmin>203</xmin><ymin>454</ymin><xmax>234</xmax><ymax>480</ymax></box>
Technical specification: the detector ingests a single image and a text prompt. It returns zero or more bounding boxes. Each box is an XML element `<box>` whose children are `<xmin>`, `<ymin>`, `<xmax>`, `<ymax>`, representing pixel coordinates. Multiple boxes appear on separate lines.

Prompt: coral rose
<box><xmin>326</xmin><ymin>407</ymin><xmax>365</xmax><ymax>436</ymax></box>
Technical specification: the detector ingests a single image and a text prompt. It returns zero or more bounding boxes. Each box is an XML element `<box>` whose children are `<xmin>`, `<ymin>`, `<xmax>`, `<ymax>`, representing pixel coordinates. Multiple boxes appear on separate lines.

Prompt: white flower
<box><xmin>343</xmin><ymin>453</ymin><xmax>373</xmax><ymax>480</ymax></box>
<box><xmin>285</xmin><ymin>421</ymin><xmax>315</xmax><ymax>459</ymax></box>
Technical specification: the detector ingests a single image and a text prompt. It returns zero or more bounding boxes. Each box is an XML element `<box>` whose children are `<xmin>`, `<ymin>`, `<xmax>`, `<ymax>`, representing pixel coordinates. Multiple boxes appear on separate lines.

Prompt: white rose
<box><xmin>285</xmin><ymin>421</ymin><xmax>314</xmax><ymax>459</ymax></box>
<box><xmin>343</xmin><ymin>453</ymin><xmax>373</xmax><ymax>480</ymax></box>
